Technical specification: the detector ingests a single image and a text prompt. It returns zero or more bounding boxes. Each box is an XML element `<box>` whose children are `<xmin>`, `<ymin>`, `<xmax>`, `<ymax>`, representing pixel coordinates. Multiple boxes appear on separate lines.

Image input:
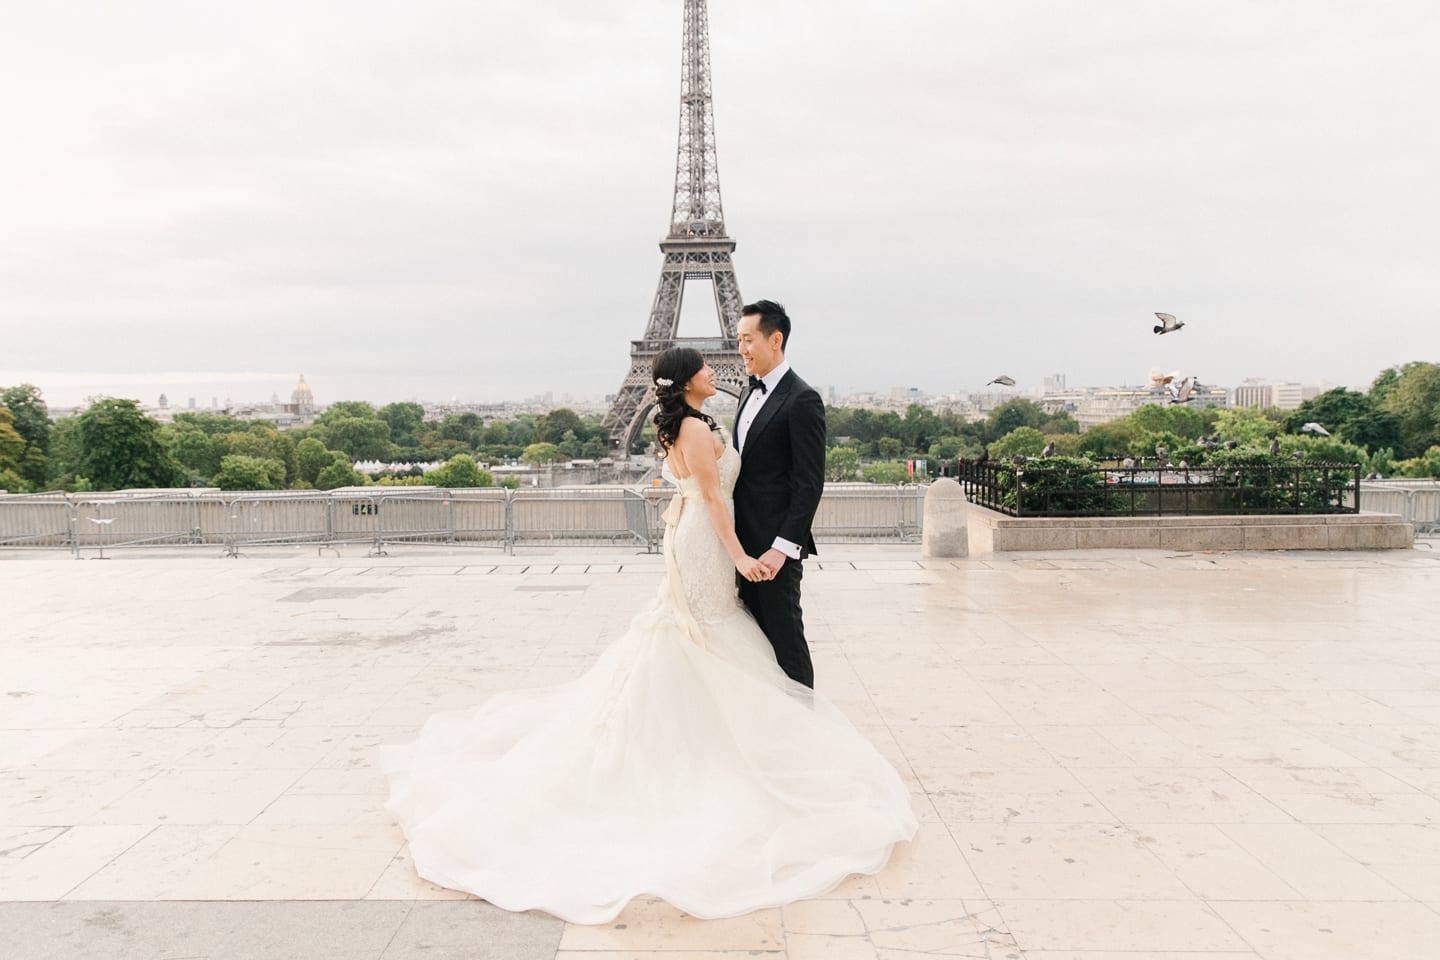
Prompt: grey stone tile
<box><xmin>380</xmin><ymin>901</ymin><xmax>564</xmax><ymax>959</ymax></box>
<box><xmin>0</xmin><ymin>901</ymin><xmax>412</xmax><ymax>960</ymax></box>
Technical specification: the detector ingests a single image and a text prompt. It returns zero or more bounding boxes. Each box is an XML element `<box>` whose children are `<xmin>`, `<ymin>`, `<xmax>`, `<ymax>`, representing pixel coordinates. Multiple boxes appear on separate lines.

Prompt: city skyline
<box><xmin>7</xmin><ymin>367</ymin><xmax>1345</xmax><ymax>415</ymax></box>
<box><xmin>3</xmin><ymin>1</ymin><xmax>1437</xmax><ymax>406</ymax></box>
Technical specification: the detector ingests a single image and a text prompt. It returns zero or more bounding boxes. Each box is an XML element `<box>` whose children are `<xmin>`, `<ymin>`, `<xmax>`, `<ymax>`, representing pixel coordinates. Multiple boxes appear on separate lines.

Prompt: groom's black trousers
<box><xmin>737</xmin><ymin>561</ymin><xmax>814</xmax><ymax>689</ymax></box>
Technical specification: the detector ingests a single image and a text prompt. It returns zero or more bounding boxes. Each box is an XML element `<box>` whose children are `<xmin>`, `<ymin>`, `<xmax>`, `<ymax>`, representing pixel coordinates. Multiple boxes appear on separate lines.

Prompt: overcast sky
<box><xmin>2</xmin><ymin>0</ymin><xmax>1437</xmax><ymax>408</ymax></box>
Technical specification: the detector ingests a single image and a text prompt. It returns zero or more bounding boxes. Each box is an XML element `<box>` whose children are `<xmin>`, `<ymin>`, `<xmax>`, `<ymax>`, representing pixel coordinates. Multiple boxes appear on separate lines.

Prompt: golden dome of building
<box><xmin>291</xmin><ymin>374</ymin><xmax>315</xmax><ymax>413</ymax></box>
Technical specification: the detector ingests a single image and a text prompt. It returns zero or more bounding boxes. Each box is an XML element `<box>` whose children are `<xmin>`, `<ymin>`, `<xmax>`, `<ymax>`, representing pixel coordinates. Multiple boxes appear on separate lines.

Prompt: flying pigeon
<box><xmin>1167</xmin><ymin>376</ymin><xmax>1197</xmax><ymax>404</ymax></box>
<box><xmin>1148</xmin><ymin>368</ymin><xmax>1178</xmax><ymax>390</ymax></box>
<box><xmin>987</xmin><ymin>375</ymin><xmax>1017</xmax><ymax>387</ymax></box>
<box><xmin>1268</xmin><ymin>438</ymin><xmax>1281</xmax><ymax>455</ymax></box>
<box><xmin>1040</xmin><ymin>441</ymin><xmax>1056</xmax><ymax>457</ymax></box>
<box><xmin>1153</xmin><ymin>312</ymin><xmax>1185</xmax><ymax>335</ymax></box>
<box><xmin>1122</xmin><ymin>457</ymin><xmax>1136</xmax><ymax>468</ymax></box>
<box><xmin>1300</xmin><ymin>422</ymin><xmax>1331</xmax><ymax>436</ymax></box>
<box><xmin>1222</xmin><ymin>440</ymin><xmax>1237</xmax><ymax>450</ymax></box>
<box><xmin>86</xmin><ymin>517</ymin><xmax>116</xmax><ymax>525</ymax></box>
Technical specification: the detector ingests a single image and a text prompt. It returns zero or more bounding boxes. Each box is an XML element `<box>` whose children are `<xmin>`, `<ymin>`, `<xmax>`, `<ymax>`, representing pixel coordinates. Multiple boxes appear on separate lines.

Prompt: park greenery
<box><xmin>2</xmin><ymin>361</ymin><xmax>1438</xmax><ymax>493</ymax></box>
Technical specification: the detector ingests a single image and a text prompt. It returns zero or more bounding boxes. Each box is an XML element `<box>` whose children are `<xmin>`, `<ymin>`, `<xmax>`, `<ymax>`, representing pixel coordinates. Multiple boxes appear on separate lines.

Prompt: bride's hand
<box><xmin>735</xmin><ymin>556</ymin><xmax>768</xmax><ymax>582</ymax></box>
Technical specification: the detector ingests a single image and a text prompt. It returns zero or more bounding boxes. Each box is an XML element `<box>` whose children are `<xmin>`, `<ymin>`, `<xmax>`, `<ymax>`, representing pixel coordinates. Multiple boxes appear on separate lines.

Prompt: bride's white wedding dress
<box><xmin>382</xmin><ymin>444</ymin><xmax>917</xmax><ymax>923</ymax></box>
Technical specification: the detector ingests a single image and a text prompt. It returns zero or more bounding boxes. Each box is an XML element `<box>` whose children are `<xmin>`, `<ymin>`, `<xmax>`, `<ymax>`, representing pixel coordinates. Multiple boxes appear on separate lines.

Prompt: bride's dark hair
<box><xmin>652</xmin><ymin>346</ymin><xmax>716</xmax><ymax>456</ymax></box>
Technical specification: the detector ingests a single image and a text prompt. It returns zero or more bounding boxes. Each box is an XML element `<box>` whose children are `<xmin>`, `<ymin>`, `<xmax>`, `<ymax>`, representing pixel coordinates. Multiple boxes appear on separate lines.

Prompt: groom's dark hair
<box><xmin>741</xmin><ymin>300</ymin><xmax>791</xmax><ymax>351</ymax></box>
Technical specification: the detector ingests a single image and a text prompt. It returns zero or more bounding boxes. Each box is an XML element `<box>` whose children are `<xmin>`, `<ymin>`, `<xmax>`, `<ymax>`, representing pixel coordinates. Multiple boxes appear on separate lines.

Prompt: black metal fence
<box><xmin>957</xmin><ymin>460</ymin><xmax>1362</xmax><ymax>518</ymax></box>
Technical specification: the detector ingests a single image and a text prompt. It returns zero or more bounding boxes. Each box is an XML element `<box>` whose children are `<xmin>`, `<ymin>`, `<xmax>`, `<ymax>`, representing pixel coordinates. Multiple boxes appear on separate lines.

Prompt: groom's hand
<box><xmin>759</xmin><ymin>548</ymin><xmax>787</xmax><ymax>579</ymax></box>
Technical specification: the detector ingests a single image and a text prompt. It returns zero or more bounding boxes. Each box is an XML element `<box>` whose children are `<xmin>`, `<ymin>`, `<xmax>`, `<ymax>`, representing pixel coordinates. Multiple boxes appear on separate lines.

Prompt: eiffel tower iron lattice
<box><xmin>603</xmin><ymin>0</ymin><xmax>747</xmax><ymax>455</ymax></box>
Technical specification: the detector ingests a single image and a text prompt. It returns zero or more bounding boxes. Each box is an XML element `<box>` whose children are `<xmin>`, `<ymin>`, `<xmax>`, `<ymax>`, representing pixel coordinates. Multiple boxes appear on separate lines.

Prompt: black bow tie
<box><xmin>747</xmin><ymin>375</ymin><xmax>768</xmax><ymax>394</ymax></box>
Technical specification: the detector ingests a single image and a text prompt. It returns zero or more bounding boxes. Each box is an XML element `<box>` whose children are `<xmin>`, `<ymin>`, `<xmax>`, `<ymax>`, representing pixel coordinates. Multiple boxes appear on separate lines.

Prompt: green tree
<box><xmin>0</xmin><ymin>384</ymin><xmax>49</xmax><ymax>450</ymax></box>
<box><xmin>1394</xmin><ymin>445</ymin><xmax>1440</xmax><ymax>479</ymax></box>
<box><xmin>861</xmin><ymin>461</ymin><xmax>911</xmax><ymax>484</ymax></box>
<box><xmin>521</xmin><ymin>442</ymin><xmax>560</xmax><ymax>465</ymax></box>
<box><xmin>988</xmin><ymin>426</ymin><xmax>1047</xmax><ymax>459</ymax></box>
<box><xmin>985</xmin><ymin>400</ymin><xmax>1046</xmax><ymax>442</ymax></box>
<box><xmin>555</xmin><ymin>429</ymin><xmax>583</xmax><ymax>460</ymax></box>
<box><xmin>76</xmin><ymin>398</ymin><xmax>185</xmax><ymax>490</ymax></box>
<box><xmin>44</xmin><ymin>416</ymin><xmax>84</xmax><ymax>489</ymax></box>
<box><xmin>1212</xmin><ymin>407</ymin><xmax>1285</xmax><ymax>446</ymax></box>
<box><xmin>170</xmin><ymin>411</ymin><xmax>250</xmax><ymax>436</ymax></box>
<box><xmin>877</xmin><ymin>437</ymin><xmax>902</xmax><ymax>459</ymax></box>
<box><xmin>321</xmin><ymin>417</ymin><xmax>392</xmax><ymax>460</ymax></box>
<box><xmin>1130</xmin><ymin>404</ymin><xmax>1205</xmax><ymax>440</ymax></box>
<box><xmin>162</xmin><ymin>422</ymin><xmax>221</xmax><ymax>479</ymax></box>
<box><xmin>295</xmin><ymin>438</ymin><xmax>334</xmax><ymax>486</ymax></box>
<box><xmin>1039</xmin><ymin>410</ymin><xmax>1082</xmax><ymax>435</ymax></box>
<box><xmin>1284</xmin><ymin>388</ymin><xmax>1370</xmax><ymax>435</ymax></box>
<box><xmin>1043</xmin><ymin>433</ymin><xmax>1086</xmax><ymax>457</ymax></box>
<box><xmin>378</xmin><ymin>402</ymin><xmax>426</xmax><ymax>445</ymax></box>
<box><xmin>899</xmin><ymin>404</ymin><xmax>943</xmax><ymax>453</ymax></box>
<box><xmin>1377</xmin><ymin>362</ymin><xmax>1440</xmax><ymax>458</ymax></box>
<box><xmin>1077</xmin><ymin>418</ymin><xmax>1143</xmax><ymax>459</ymax></box>
<box><xmin>537</xmin><ymin>408</ymin><xmax>587</xmax><ymax>445</ymax></box>
<box><xmin>1340</xmin><ymin>410</ymin><xmax>1404</xmax><ymax>454</ymax></box>
<box><xmin>825</xmin><ymin>446</ymin><xmax>859</xmax><ymax>481</ymax></box>
<box><xmin>315</xmin><ymin>456</ymin><xmax>366</xmax><ymax>490</ymax></box>
<box><xmin>314</xmin><ymin>401</ymin><xmax>377</xmax><ymax>425</ymax></box>
<box><xmin>1369</xmin><ymin>366</ymin><xmax>1401</xmax><ymax>408</ymax></box>
<box><xmin>481</xmin><ymin>421</ymin><xmax>511</xmax><ymax>446</ymax></box>
<box><xmin>426</xmin><ymin>454</ymin><xmax>494</xmax><ymax>488</ymax></box>
<box><xmin>927</xmin><ymin>436</ymin><xmax>965</xmax><ymax>462</ymax></box>
<box><xmin>0</xmin><ymin>406</ymin><xmax>27</xmax><ymax>490</ymax></box>
<box><xmin>212</xmin><ymin>454</ymin><xmax>287</xmax><ymax>490</ymax></box>
<box><xmin>0</xmin><ymin>384</ymin><xmax>51</xmax><ymax>487</ymax></box>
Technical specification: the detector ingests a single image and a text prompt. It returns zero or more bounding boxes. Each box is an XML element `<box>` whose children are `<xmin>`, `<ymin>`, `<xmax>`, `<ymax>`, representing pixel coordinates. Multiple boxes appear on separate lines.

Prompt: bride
<box><xmin>382</xmin><ymin>346</ymin><xmax>918</xmax><ymax>924</ymax></box>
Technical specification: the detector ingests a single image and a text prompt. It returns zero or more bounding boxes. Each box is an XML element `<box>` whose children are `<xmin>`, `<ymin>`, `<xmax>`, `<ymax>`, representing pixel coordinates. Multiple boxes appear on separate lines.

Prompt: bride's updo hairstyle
<box><xmin>652</xmin><ymin>346</ymin><xmax>716</xmax><ymax>456</ymax></box>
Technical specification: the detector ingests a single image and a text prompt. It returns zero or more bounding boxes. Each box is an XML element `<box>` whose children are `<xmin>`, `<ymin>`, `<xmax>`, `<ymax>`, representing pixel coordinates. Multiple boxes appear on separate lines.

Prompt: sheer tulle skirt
<box><xmin>381</xmin><ymin>579</ymin><xmax>918</xmax><ymax>924</ymax></box>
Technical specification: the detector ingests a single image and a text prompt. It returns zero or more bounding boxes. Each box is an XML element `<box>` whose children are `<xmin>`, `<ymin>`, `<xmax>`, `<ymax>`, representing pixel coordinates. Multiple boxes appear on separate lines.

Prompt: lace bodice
<box><xmin>663</xmin><ymin>445</ymin><xmax>746</xmax><ymax>623</ymax></box>
<box><xmin>669</xmin><ymin>443</ymin><xmax>741</xmax><ymax>500</ymax></box>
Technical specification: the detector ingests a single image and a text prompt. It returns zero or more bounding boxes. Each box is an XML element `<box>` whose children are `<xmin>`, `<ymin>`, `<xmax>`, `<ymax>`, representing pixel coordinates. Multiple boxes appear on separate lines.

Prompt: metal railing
<box><xmin>1359</xmin><ymin>480</ymin><xmax>1440</xmax><ymax>536</ymax></box>
<box><xmin>0</xmin><ymin>482</ymin><xmax>926</xmax><ymax>557</ymax></box>
<box><xmin>958</xmin><ymin>460</ymin><xmax>1363</xmax><ymax>518</ymax></box>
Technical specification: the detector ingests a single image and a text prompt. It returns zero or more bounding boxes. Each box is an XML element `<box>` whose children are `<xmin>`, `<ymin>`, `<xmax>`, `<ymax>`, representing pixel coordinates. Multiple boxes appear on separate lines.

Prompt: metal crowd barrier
<box><xmin>0</xmin><ymin>483</ymin><xmax>925</xmax><ymax>557</ymax></box>
<box><xmin>812</xmin><ymin>483</ymin><xmax>925</xmax><ymax>541</ymax></box>
<box><xmin>1359</xmin><ymin>480</ymin><xmax>1440</xmax><ymax>536</ymax></box>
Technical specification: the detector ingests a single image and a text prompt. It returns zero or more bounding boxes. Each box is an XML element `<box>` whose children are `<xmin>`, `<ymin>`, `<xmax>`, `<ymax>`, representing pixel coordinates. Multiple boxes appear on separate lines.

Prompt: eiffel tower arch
<box><xmin>604</xmin><ymin>0</ymin><xmax>747</xmax><ymax>456</ymax></box>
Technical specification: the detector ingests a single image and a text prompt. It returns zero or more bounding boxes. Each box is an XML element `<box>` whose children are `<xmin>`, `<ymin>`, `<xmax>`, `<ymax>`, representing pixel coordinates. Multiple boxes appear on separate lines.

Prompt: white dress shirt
<box><xmin>736</xmin><ymin>360</ymin><xmax>802</xmax><ymax>560</ymax></box>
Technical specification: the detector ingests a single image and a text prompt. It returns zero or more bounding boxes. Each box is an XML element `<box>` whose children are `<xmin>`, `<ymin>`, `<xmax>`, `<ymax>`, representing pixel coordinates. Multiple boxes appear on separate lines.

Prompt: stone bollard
<box><xmin>921</xmin><ymin>478</ymin><xmax>969</xmax><ymax>558</ymax></box>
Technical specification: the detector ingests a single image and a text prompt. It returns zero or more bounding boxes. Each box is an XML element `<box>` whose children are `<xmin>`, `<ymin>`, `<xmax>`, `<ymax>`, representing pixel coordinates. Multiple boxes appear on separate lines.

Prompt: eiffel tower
<box><xmin>603</xmin><ymin>0</ymin><xmax>747</xmax><ymax>455</ymax></box>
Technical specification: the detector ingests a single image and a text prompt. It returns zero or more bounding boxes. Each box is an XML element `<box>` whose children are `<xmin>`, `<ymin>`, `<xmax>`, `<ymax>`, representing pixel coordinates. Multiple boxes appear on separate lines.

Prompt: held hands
<box><xmin>735</xmin><ymin>555</ymin><xmax>770</xmax><ymax>582</ymax></box>
<box><xmin>758</xmin><ymin>548</ymin><xmax>788</xmax><ymax>579</ymax></box>
<box><xmin>735</xmin><ymin>549</ymin><xmax>789</xmax><ymax>582</ymax></box>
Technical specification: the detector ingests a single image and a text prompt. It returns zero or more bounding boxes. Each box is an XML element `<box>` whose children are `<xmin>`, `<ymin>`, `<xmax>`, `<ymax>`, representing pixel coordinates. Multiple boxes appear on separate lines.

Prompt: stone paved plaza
<box><xmin>3</xmin><ymin>542</ymin><xmax>1440</xmax><ymax>959</ymax></box>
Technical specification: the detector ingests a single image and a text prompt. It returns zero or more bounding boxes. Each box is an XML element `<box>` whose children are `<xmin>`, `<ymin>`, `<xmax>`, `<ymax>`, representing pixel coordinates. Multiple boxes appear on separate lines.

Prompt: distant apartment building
<box><xmin>1271</xmin><ymin>383</ymin><xmax>1322</xmax><ymax>410</ymax></box>
<box><xmin>1230</xmin><ymin>380</ymin><xmax>1323</xmax><ymax>411</ymax></box>
<box><xmin>1047</xmin><ymin>386</ymin><xmax>1230</xmax><ymax>431</ymax></box>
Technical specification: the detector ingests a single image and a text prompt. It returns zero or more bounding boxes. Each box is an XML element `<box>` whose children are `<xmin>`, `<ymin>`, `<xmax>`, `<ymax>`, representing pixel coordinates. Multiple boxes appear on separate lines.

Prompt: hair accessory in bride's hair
<box><xmin>654</xmin><ymin>377</ymin><xmax>674</xmax><ymax>387</ymax></box>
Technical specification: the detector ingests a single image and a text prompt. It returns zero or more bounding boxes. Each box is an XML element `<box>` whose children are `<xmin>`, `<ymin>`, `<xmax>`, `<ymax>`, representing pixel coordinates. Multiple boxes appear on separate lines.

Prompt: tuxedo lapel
<box><xmin>733</xmin><ymin>387</ymin><xmax>752</xmax><ymax>450</ymax></box>
<box><xmin>741</xmin><ymin>370</ymin><xmax>794</xmax><ymax>454</ymax></box>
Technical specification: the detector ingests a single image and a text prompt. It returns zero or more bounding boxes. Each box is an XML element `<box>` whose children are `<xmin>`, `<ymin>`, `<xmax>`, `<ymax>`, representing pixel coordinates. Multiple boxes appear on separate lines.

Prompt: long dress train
<box><xmin>381</xmin><ymin>445</ymin><xmax>917</xmax><ymax>923</ymax></box>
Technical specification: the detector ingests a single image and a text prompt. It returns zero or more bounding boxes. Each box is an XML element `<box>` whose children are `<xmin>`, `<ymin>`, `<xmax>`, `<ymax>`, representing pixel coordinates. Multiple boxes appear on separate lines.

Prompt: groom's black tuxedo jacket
<box><xmin>732</xmin><ymin>368</ymin><xmax>827</xmax><ymax>559</ymax></box>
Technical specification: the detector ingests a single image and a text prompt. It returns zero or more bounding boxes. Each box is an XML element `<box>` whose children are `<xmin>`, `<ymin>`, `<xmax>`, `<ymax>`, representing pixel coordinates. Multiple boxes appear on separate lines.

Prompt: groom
<box><xmin>732</xmin><ymin>300</ymin><xmax>827</xmax><ymax>689</ymax></box>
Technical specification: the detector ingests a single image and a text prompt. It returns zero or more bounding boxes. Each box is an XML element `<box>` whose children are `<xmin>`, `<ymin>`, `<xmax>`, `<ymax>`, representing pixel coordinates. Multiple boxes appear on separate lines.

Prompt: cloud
<box><xmin>1</xmin><ymin>0</ymin><xmax>1436</xmax><ymax>406</ymax></box>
